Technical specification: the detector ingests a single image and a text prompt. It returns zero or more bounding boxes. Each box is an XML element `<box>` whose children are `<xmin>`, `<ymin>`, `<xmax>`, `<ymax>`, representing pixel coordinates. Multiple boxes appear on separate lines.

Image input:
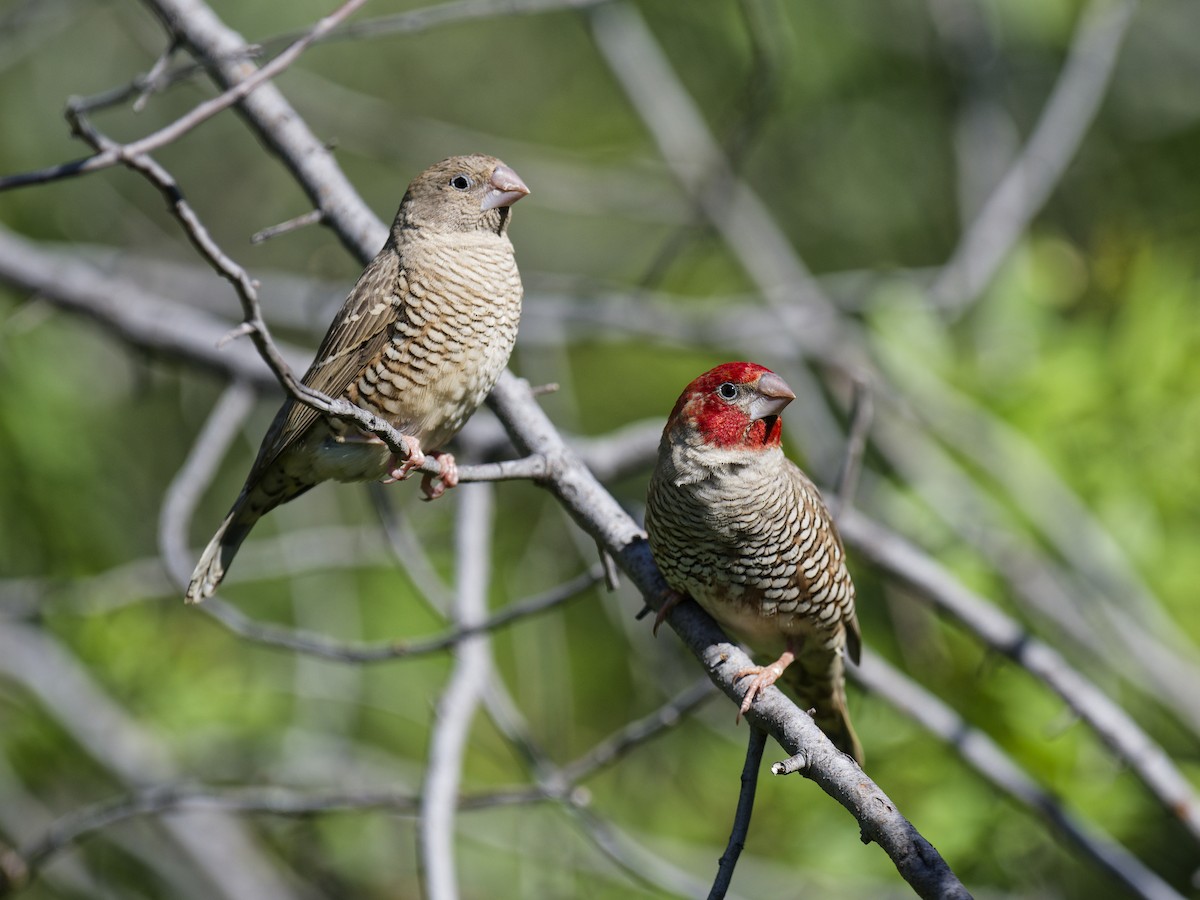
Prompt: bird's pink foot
<box><xmin>734</xmin><ymin>648</ymin><xmax>795</xmax><ymax>723</ymax></box>
<box><xmin>420</xmin><ymin>451</ymin><xmax>458</xmax><ymax>501</ymax></box>
<box><xmin>652</xmin><ymin>588</ymin><xmax>687</xmax><ymax>636</ymax></box>
<box><xmin>381</xmin><ymin>435</ymin><xmax>426</xmax><ymax>484</ymax></box>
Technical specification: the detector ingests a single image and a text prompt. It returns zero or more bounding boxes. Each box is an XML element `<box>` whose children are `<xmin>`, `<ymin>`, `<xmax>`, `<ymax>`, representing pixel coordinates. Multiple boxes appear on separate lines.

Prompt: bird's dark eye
<box><xmin>717</xmin><ymin>382</ymin><xmax>739</xmax><ymax>401</ymax></box>
<box><xmin>449</xmin><ymin>174</ymin><xmax>473</xmax><ymax>191</ymax></box>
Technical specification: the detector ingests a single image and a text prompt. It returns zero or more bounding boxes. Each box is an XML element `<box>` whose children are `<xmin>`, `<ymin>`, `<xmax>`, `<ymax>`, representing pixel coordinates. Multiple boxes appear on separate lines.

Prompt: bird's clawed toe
<box><xmin>420</xmin><ymin>451</ymin><xmax>458</xmax><ymax>501</ymax></box>
<box><xmin>382</xmin><ymin>436</ymin><xmax>426</xmax><ymax>484</ymax></box>
<box><xmin>733</xmin><ymin>648</ymin><xmax>795</xmax><ymax>723</ymax></box>
<box><xmin>651</xmin><ymin>588</ymin><xmax>687</xmax><ymax>636</ymax></box>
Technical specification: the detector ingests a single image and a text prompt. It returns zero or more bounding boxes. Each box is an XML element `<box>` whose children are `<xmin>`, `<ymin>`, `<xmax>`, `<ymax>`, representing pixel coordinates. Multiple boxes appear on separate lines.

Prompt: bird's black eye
<box><xmin>717</xmin><ymin>382</ymin><xmax>739</xmax><ymax>401</ymax></box>
<box><xmin>449</xmin><ymin>174</ymin><xmax>473</xmax><ymax>191</ymax></box>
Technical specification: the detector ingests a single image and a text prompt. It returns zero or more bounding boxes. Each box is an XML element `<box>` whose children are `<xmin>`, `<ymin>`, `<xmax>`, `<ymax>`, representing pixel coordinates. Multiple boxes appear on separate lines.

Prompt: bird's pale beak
<box><xmin>748</xmin><ymin>372</ymin><xmax>795</xmax><ymax>421</ymax></box>
<box><xmin>481</xmin><ymin>164</ymin><xmax>530</xmax><ymax>210</ymax></box>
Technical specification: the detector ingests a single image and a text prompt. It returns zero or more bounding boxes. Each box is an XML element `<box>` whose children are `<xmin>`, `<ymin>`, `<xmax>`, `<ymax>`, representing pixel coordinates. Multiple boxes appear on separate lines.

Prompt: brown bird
<box><xmin>645</xmin><ymin>362</ymin><xmax>863</xmax><ymax>763</ymax></box>
<box><xmin>186</xmin><ymin>154</ymin><xmax>529</xmax><ymax>604</ymax></box>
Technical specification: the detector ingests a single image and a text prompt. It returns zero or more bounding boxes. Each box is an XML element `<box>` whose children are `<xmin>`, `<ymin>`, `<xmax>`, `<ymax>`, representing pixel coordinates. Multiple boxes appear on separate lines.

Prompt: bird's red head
<box><xmin>665</xmin><ymin>362</ymin><xmax>795</xmax><ymax>450</ymax></box>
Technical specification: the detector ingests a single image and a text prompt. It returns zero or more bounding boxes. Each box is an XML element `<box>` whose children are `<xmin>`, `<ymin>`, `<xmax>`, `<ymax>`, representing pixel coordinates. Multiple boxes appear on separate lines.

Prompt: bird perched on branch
<box><xmin>186</xmin><ymin>154</ymin><xmax>529</xmax><ymax>604</ymax></box>
<box><xmin>645</xmin><ymin>362</ymin><xmax>863</xmax><ymax>764</ymax></box>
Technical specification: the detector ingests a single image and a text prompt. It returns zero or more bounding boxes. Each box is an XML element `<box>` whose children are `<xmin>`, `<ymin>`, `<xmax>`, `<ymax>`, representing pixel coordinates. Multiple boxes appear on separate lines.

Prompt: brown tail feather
<box><xmin>185</xmin><ymin>467</ymin><xmax>318</xmax><ymax>603</ymax></box>
<box><xmin>184</xmin><ymin>504</ymin><xmax>257</xmax><ymax>604</ymax></box>
<box><xmin>788</xmin><ymin>645</ymin><xmax>864</xmax><ymax>766</ymax></box>
<box><xmin>812</xmin><ymin>692</ymin><xmax>864</xmax><ymax>766</ymax></box>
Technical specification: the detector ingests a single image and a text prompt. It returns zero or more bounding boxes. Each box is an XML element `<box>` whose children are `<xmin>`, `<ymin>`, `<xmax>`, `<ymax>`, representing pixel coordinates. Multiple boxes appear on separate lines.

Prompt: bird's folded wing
<box><xmin>247</xmin><ymin>251</ymin><xmax>403</xmax><ymax>481</ymax></box>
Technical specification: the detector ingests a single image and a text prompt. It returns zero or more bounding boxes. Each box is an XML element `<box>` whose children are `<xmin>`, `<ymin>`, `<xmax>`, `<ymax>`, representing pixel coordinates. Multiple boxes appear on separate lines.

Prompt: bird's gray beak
<box><xmin>481</xmin><ymin>164</ymin><xmax>530</xmax><ymax>210</ymax></box>
<box><xmin>748</xmin><ymin>372</ymin><xmax>795</xmax><ymax>420</ymax></box>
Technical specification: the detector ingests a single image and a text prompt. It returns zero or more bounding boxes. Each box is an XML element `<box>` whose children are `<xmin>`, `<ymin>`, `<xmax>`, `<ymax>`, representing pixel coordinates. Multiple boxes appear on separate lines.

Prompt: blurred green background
<box><xmin>1</xmin><ymin>0</ymin><xmax>1198</xmax><ymax>897</ymax></box>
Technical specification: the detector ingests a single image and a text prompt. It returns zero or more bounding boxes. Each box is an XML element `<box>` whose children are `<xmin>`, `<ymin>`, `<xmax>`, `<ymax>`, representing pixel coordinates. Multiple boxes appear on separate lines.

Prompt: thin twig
<box><xmin>0</xmin><ymin>0</ymin><xmax>369</xmax><ymax>191</ymax></box>
<box><xmin>67</xmin><ymin>49</ymin><xmax>261</xmax><ymax>119</ymax></box>
<box><xmin>324</xmin><ymin>0</ymin><xmax>611</xmax><ymax>44</ymax></box>
<box><xmin>831</xmin><ymin>375</ymin><xmax>874</xmax><ymax>518</ymax></box>
<box><xmin>596</xmin><ymin>542</ymin><xmax>620</xmax><ymax>590</ymax></box>
<box><xmin>0</xmin><ymin>527</ymin><xmax>394</xmax><ymax>620</ymax></box>
<box><xmin>15</xmin><ymin>782</ymin><xmax>555</xmax><ymax>878</ymax></box>
<box><xmin>64</xmin><ymin>107</ymin><xmax>309</xmax><ymax>410</ymax></box>
<box><xmin>132</xmin><ymin>37</ymin><xmax>181</xmax><ymax>112</ymax></box>
<box><xmin>561</xmin><ymin>678</ymin><xmax>716</xmax><ymax>783</ymax></box>
<box><xmin>708</xmin><ymin>727</ymin><xmax>766</xmax><ymax>900</ymax></box>
<box><xmin>250</xmin><ymin>209</ymin><xmax>324</xmax><ymax>244</ymax></box>
<box><xmin>22</xmin><ymin>785</ymin><xmax>419</xmax><ymax>872</ymax></box>
<box><xmin>197</xmin><ymin>565</ymin><xmax>603</xmax><ymax>662</ymax></box>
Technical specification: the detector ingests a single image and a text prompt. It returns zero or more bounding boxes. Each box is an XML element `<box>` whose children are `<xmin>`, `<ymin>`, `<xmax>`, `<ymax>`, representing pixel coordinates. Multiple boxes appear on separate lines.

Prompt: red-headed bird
<box><xmin>645</xmin><ymin>362</ymin><xmax>863</xmax><ymax>763</ymax></box>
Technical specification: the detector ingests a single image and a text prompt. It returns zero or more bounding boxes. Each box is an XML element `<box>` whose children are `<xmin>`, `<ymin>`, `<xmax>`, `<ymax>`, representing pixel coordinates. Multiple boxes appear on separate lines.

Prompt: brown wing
<box><xmin>843</xmin><ymin>603</ymin><xmax>862</xmax><ymax>664</ymax></box>
<box><xmin>787</xmin><ymin>461</ymin><xmax>861</xmax><ymax>663</ymax></box>
<box><xmin>784</xmin><ymin>462</ymin><xmax>863</xmax><ymax>761</ymax></box>
<box><xmin>246</xmin><ymin>246</ymin><xmax>403</xmax><ymax>483</ymax></box>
